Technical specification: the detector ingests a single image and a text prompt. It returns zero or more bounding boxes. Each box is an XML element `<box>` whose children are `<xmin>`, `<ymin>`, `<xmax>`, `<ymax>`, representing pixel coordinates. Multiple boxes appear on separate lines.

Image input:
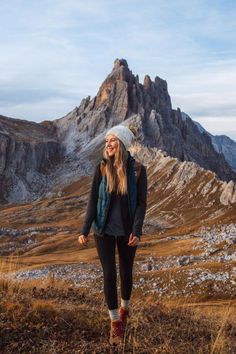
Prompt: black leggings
<box><xmin>94</xmin><ymin>233</ymin><xmax>137</xmax><ymax>310</ymax></box>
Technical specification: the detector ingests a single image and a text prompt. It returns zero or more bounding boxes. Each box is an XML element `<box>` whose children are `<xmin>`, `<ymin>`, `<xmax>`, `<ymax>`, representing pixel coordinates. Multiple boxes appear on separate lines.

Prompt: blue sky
<box><xmin>0</xmin><ymin>0</ymin><xmax>236</xmax><ymax>140</ymax></box>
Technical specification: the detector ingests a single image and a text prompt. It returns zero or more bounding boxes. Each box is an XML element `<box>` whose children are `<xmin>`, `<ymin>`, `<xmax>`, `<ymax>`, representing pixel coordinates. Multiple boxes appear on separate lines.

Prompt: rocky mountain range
<box><xmin>0</xmin><ymin>58</ymin><xmax>236</xmax><ymax>205</ymax></box>
<box><xmin>182</xmin><ymin>113</ymin><xmax>236</xmax><ymax>172</ymax></box>
<box><xmin>209</xmin><ymin>134</ymin><xmax>236</xmax><ymax>172</ymax></box>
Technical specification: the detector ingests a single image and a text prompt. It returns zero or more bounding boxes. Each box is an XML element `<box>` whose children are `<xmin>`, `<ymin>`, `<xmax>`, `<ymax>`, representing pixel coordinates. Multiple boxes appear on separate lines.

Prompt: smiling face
<box><xmin>105</xmin><ymin>134</ymin><xmax>119</xmax><ymax>157</ymax></box>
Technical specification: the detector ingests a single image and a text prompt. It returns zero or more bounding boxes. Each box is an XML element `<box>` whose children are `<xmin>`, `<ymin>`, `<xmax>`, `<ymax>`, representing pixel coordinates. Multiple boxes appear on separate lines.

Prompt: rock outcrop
<box><xmin>52</xmin><ymin>58</ymin><xmax>236</xmax><ymax>182</ymax></box>
<box><xmin>0</xmin><ymin>115</ymin><xmax>63</xmax><ymax>203</ymax></box>
<box><xmin>128</xmin><ymin>142</ymin><xmax>236</xmax><ymax>232</ymax></box>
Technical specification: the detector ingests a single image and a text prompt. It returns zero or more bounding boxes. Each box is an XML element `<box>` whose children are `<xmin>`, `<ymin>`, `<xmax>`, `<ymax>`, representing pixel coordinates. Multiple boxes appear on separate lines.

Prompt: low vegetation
<box><xmin>0</xmin><ymin>269</ymin><xmax>235</xmax><ymax>354</ymax></box>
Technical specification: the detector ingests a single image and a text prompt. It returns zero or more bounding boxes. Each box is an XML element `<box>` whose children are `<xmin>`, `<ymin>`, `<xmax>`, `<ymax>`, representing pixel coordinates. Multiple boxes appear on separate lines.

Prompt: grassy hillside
<box><xmin>0</xmin><ymin>168</ymin><xmax>236</xmax><ymax>353</ymax></box>
<box><xmin>0</xmin><ymin>275</ymin><xmax>235</xmax><ymax>354</ymax></box>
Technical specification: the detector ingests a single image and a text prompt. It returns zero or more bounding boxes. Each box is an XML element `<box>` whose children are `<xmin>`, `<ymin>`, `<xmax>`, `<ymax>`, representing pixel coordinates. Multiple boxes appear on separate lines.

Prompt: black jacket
<box><xmin>81</xmin><ymin>155</ymin><xmax>147</xmax><ymax>239</ymax></box>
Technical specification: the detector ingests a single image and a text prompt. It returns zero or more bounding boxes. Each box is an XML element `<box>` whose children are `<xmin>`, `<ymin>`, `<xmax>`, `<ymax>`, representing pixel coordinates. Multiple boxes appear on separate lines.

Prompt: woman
<box><xmin>78</xmin><ymin>125</ymin><xmax>147</xmax><ymax>346</ymax></box>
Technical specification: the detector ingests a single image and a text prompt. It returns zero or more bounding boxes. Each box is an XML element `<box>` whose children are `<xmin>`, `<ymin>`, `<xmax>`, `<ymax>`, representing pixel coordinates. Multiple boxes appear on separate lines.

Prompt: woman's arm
<box><xmin>132</xmin><ymin>165</ymin><xmax>147</xmax><ymax>239</ymax></box>
<box><xmin>80</xmin><ymin>163</ymin><xmax>102</xmax><ymax>237</ymax></box>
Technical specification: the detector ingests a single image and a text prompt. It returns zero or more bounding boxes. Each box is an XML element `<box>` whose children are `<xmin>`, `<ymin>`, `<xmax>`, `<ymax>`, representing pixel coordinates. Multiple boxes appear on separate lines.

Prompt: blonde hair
<box><xmin>103</xmin><ymin>139</ymin><xmax>129</xmax><ymax>194</ymax></box>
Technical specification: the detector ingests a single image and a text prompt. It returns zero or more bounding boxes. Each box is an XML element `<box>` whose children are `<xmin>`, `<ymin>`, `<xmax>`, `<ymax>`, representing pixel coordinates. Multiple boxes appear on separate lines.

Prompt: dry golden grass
<box><xmin>0</xmin><ymin>284</ymin><xmax>231</xmax><ymax>352</ymax></box>
<box><xmin>140</xmin><ymin>238</ymin><xmax>202</xmax><ymax>257</ymax></box>
<box><xmin>31</xmin><ymin>299</ymin><xmax>58</xmax><ymax>319</ymax></box>
<box><xmin>0</xmin><ymin>270</ymin><xmax>235</xmax><ymax>354</ymax></box>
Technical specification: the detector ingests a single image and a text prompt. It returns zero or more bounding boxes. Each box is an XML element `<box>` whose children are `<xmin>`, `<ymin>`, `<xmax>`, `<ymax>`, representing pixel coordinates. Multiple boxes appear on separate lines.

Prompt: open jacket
<box><xmin>81</xmin><ymin>151</ymin><xmax>147</xmax><ymax>239</ymax></box>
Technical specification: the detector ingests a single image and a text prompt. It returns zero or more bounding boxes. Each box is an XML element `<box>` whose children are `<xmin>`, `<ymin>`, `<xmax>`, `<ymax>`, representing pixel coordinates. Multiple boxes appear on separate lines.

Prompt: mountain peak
<box><xmin>71</xmin><ymin>58</ymin><xmax>236</xmax><ymax>182</ymax></box>
<box><xmin>94</xmin><ymin>58</ymin><xmax>135</xmax><ymax>113</ymax></box>
<box><xmin>144</xmin><ymin>74</ymin><xmax>152</xmax><ymax>88</ymax></box>
<box><xmin>113</xmin><ymin>58</ymin><xmax>129</xmax><ymax>71</ymax></box>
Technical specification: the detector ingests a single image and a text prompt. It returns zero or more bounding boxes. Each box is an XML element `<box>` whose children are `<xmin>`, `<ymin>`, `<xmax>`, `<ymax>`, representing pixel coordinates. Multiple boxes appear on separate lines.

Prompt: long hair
<box><xmin>103</xmin><ymin>140</ymin><xmax>129</xmax><ymax>195</ymax></box>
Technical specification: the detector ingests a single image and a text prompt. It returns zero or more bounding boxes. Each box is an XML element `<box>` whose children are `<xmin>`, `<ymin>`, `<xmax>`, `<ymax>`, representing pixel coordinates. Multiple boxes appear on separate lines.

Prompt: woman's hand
<box><xmin>78</xmin><ymin>234</ymin><xmax>89</xmax><ymax>246</ymax></box>
<box><xmin>128</xmin><ymin>233</ymin><xmax>140</xmax><ymax>247</ymax></box>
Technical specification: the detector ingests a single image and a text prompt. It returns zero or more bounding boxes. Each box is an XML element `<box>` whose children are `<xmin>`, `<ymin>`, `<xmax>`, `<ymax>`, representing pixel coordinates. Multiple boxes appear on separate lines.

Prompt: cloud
<box><xmin>0</xmin><ymin>0</ymin><xmax>235</xmax><ymax>141</ymax></box>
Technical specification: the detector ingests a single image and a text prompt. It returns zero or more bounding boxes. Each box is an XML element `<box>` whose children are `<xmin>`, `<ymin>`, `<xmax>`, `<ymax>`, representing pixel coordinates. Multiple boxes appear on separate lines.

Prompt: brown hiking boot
<box><xmin>119</xmin><ymin>307</ymin><xmax>130</xmax><ymax>328</ymax></box>
<box><xmin>109</xmin><ymin>319</ymin><xmax>124</xmax><ymax>346</ymax></box>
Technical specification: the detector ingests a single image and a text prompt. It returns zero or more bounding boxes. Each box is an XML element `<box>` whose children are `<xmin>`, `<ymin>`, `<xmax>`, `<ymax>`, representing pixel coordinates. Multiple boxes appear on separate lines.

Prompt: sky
<box><xmin>0</xmin><ymin>0</ymin><xmax>236</xmax><ymax>141</ymax></box>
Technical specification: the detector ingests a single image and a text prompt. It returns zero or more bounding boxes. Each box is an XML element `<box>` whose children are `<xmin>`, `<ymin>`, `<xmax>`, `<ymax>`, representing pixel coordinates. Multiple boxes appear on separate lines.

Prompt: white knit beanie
<box><xmin>105</xmin><ymin>125</ymin><xmax>135</xmax><ymax>150</ymax></box>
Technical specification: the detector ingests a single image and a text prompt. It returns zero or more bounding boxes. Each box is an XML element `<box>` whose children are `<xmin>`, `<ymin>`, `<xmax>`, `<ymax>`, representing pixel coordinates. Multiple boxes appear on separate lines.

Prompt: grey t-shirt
<box><xmin>103</xmin><ymin>192</ymin><xmax>129</xmax><ymax>236</ymax></box>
